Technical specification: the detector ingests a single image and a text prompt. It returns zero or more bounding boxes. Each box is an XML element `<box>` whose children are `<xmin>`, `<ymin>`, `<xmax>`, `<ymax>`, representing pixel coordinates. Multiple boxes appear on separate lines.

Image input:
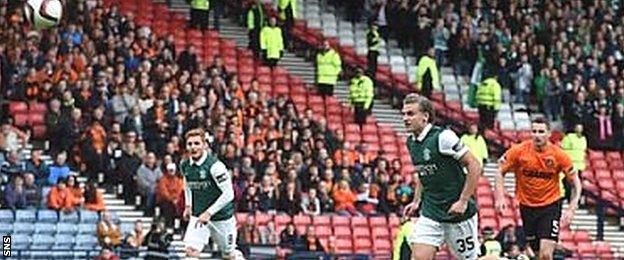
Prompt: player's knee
<box><xmin>411</xmin><ymin>248</ymin><xmax>434</xmax><ymax>260</ymax></box>
<box><xmin>538</xmin><ymin>250</ymin><xmax>553</xmax><ymax>260</ymax></box>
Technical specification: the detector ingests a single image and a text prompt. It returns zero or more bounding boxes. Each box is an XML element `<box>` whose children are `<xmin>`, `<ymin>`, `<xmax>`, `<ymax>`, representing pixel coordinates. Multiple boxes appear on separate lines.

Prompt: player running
<box><xmin>496</xmin><ymin>117</ymin><xmax>582</xmax><ymax>260</ymax></box>
<box><xmin>402</xmin><ymin>94</ymin><xmax>482</xmax><ymax>260</ymax></box>
<box><xmin>181</xmin><ymin>128</ymin><xmax>243</xmax><ymax>259</ymax></box>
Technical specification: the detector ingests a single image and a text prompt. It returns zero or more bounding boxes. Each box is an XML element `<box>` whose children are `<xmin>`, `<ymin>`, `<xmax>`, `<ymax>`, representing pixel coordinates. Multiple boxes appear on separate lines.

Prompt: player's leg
<box><xmin>519</xmin><ymin>205</ymin><xmax>539</xmax><ymax>253</ymax></box>
<box><xmin>407</xmin><ymin>216</ymin><xmax>444</xmax><ymax>260</ymax></box>
<box><xmin>445</xmin><ymin>214</ymin><xmax>480</xmax><ymax>260</ymax></box>
<box><xmin>183</xmin><ymin>216</ymin><xmax>211</xmax><ymax>257</ymax></box>
<box><xmin>210</xmin><ymin>216</ymin><xmax>244</xmax><ymax>259</ymax></box>
<box><xmin>536</xmin><ymin>201</ymin><xmax>563</xmax><ymax>260</ymax></box>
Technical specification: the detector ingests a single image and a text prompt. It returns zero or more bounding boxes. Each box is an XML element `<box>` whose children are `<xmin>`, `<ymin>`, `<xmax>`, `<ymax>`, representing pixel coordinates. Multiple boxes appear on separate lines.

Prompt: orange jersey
<box><xmin>499</xmin><ymin>140</ymin><xmax>574</xmax><ymax>207</ymax></box>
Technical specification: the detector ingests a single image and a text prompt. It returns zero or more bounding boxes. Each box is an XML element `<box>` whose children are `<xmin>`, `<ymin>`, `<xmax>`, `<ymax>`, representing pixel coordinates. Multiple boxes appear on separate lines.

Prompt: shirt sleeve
<box><xmin>206</xmin><ymin>161</ymin><xmax>235</xmax><ymax>216</ymax></box>
<box><xmin>498</xmin><ymin>147</ymin><xmax>517</xmax><ymax>174</ymax></box>
<box><xmin>438</xmin><ymin>129</ymin><xmax>469</xmax><ymax>160</ymax></box>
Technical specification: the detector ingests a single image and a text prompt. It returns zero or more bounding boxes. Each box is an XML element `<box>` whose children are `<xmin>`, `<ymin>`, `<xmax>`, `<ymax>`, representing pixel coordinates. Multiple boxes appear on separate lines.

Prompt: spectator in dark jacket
<box><xmin>22</xmin><ymin>172</ymin><xmax>41</xmax><ymax>208</ymax></box>
<box><xmin>24</xmin><ymin>149</ymin><xmax>49</xmax><ymax>185</ymax></box>
<box><xmin>4</xmin><ymin>175</ymin><xmax>28</xmax><ymax>210</ymax></box>
<box><xmin>300</xmin><ymin>226</ymin><xmax>325</xmax><ymax>252</ymax></box>
<box><xmin>143</xmin><ymin>218</ymin><xmax>172</xmax><ymax>260</ymax></box>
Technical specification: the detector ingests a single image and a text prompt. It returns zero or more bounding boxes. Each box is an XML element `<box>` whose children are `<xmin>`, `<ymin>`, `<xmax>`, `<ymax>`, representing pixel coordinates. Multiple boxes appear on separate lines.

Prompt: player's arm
<box><xmin>561</xmin><ymin>152</ymin><xmax>582</xmax><ymax>227</ymax></box>
<box><xmin>495</xmin><ymin>149</ymin><xmax>515</xmax><ymax>212</ymax></box>
<box><xmin>403</xmin><ymin>172</ymin><xmax>422</xmax><ymax>216</ymax></box>
<box><xmin>439</xmin><ymin>130</ymin><xmax>481</xmax><ymax>211</ymax></box>
<box><xmin>204</xmin><ymin>161</ymin><xmax>235</xmax><ymax>216</ymax></box>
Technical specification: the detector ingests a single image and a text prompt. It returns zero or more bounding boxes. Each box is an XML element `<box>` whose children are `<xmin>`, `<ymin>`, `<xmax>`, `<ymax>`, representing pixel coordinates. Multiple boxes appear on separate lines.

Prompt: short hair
<box><xmin>403</xmin><ymin>93</ymin><xmax>436</xmax><ymax>122</ymax></box>
<box><xmin>184</xmin><ymin>128</ymin><xmax>206</xmax><ymax>140</ymax></box>
<box><xmin>531</xmin><ymin>116</ymin><xmax>551</xmax><ymax>130</ymax></box>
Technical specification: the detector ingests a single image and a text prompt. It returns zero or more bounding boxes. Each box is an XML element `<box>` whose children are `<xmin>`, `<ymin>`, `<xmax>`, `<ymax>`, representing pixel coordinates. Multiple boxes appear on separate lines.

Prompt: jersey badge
<box><xmin>423</xmin><ymin>148</ymin><xmax>431</xmax><ymax>161</ymax></box>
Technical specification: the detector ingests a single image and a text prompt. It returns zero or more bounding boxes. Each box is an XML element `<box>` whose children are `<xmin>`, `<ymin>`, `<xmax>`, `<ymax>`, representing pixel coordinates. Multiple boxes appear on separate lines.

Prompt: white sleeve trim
<box><xmin>438</xmin><ymin>129</ymin><xmax>469</xmax><ymax>160</ymax></box>
<box><xmin>206</xmin><ymin>161</ymin><xmax>234</xmax><ymax>215</ymax></box>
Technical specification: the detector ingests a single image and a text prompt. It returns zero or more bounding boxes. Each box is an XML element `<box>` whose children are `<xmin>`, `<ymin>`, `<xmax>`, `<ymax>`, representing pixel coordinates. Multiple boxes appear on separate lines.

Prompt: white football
<box><xmin>24</xmin><ymin>0</ymin><xmax>63</xmax><ymax>29</ymax></box>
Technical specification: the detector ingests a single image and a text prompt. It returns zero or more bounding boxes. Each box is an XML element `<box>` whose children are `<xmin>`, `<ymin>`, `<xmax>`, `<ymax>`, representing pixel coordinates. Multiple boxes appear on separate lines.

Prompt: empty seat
<box><xmin>352</xmin><ymin>227</ymin><xmax>371</xmax><ymax>239</ymax></box>
<box><xmin>293</xmin><ymin>215</ymin><xmax>312</xmax><ymax>226</ymax></box>
<box><xmin>16</xmin><ymin>209</ymin><xmax>37</xmax><ymax>222</ymax></box>
<box><xmin>57</xmin><ymin>222</ymin><xmax>78</xmax><ymax>235</ymax></box>
<box><xmin>351</xmin><ymin>216</ymin><xmax>368</xmax><ymax>227</ymax></box>
<box><xmin>312</xmin><ymin>215</ymin><xmax>331</xmax><ymax>226</ymax></box>
<box><xmin>35</xmin><ymin>223</ymin><xmax>56</xmax><ymax>235</ymax></box>
<box><xmin>30</xmin><ymin>234</ymin><xmax>55</xmax><ymax>250</ymax></box>
<box><xmin>37</xmin><ymin>209</ymin><xmax>59</xmax><ymax>223</ymax></box>
<box><xmin>334</xmin><ymin>226</ymin><xmax>352</xmax><ymax>239</ymax></box>
<box><xmin>12</xmin><ymin>234</ymin><xmax>30</xmax><ymax>250</ymax></box>
<box><xmin>0</xmin><ymin>209</ymin><xmax>14</xmax><ymax>222</ymax></box>
<box><xmin>332</xmin><ymin>215</ymin><xmax>350</xmax><ymax>226</ymax></box>
<box><xmin>315</xmin><ymin>226</ymin><xmax>332</xmax><ymax>239</ymax></box>
<box><xmin>74</xmin><ymin>234</ymin><xmax>99</xmax><ymax>249</ymax></box>
<box><xmin>78</xmin><ymin>223</ymin><xmax>96</xmax><ymax>234</ymax></box>
<box><xmin>54</xmin><ymin>234</ymin><xmax>75</xmax><ymax>247</ymax></box>
<box><xmin>79</xmin><ymin>210</ymin><xmax>99</xmax><ymax>224</ymax></box>
<box><xmin>274</xmin><ymin>214</ymin><xmax>292</xmax><ymax>227</ymax></box>
<box><xmin>59</xmin><ymin>211</ymin><xmax>79</xmax><ymax>223</ymax></box>
<box><xmin>368</xmin><ymin>216</ymin><xmax>387</xmax><ymax>227</ymax></box>
<box><xmin>14</xmin><ymin>222</ymin><xmax>35</xmax><ymax>235</ymax></box>
<box><xmin>335</xmin><ymin>238</ymin><xmax>353</xmax><ymax>253</ymax></box>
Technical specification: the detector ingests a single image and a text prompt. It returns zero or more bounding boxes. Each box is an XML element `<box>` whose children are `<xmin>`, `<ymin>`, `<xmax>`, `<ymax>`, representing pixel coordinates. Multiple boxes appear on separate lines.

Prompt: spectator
<box><xmin>514</xmin><ymin>54</ymin><xmax>533</xmax><ymax>104</ymax></box>
<box><xmin>504</xmin><ymin>243</ymin><xmax>531</xmax><ymax>260</ymax></box>
<box><xmin>66</xmin><ymin>175</ymin><xmax>84</xmax><ymax>207</ymax></box>
<box><xmin>560</xmin><ymin>124</ymin><xmax>588</xmax><ymax>172</ymax></box>
<box><xmin>355</xmin><ymin>183</ymin><xmax>378</xmax><ymax>215</ymax></box>
<box><xmin>22</xmin><ymin>172</ymin><xmax>40</xmax><ymax>208</ymax></box>
<box><xmin>24</xmin><ymin>148</ymin><xmax>49</xmax><ymax>185</ymax></box>
<box><xmin>315</xmin><ymin>40</ymin><xmax>342</xmax><ymax>97</ymax></box>
<box><xmin>47</xmin><ymin>178</ymin><xmax>79</xmax><ymax>212</ymax></box>
<box><xmin>613</xmin><ymin>104</ymin><xmax>624</xmax><ymax>150</ymax></box>
<box><xmin>348</xmin><ymin>68</ymin><xmax>374</xmax><ymax>129</ymax></box>
<box><xmin>475</xmin><ymin>75</ymin><xmax>502</xmax><ymax>130</ymax></box>
<box><xmin>3</xmin><ymin>175</ymin><xmax>28</xmax><ymax>210</ymax></box>
<box><xmin>84</xmin><ymin>180</ymin><xmax>106</xmax><ymax>212</ymax></box>
<box><xmin>277</xmin><ymin>180</ymin><xmax>300</xmax><ymax>216</ymax></box>
<box><xmin>120</xmin><ymin>220</ymin><xmax>145</xmax><ymax>258</ymax></box>
<box><xmin>415</xmin><ymin>48</ymin><xmax>440</xmax><ymax>97</ymax></box>
<box><xmin>189</xmin><ymin>0</ymin><xmax>210</xmax><ymax>31</ymax></box>
<box><xmin>97</xmin><ymin>211</ymin><xmax>122</xmax><ymax>248</ymax></box>
<box><xmin>300</xmin><ymin>187</ymin><xmax>321</xmax><ymax>216</ymax></box>
<box><xmin>116</xmin><ymin>142</ymin><xmax>142</xmax><ymax>204</ymax></box>
<box><xmin>460</xmin><ymin>123</ymin><xmax>489</xmax><ymax>167</ymax></box>
<box><xmin>47</xmin><ymin>151</ymin><xmax>71</xmax><ymax>186</ymax></box>
<box><xmin>0</xmin><ymin>121</ymin><xmax>29</xmax><ymax>153</ymax></box>
<box><xmin>239</xmin><ymin>184</ymin><xmax>260</xmax><ymax>212</ymax></box>
<box><xmin>259</xmin><ymin>221</ymin><xmax>279</xmax><ymax>245</ymax></box>
<box><xmin>0</xmin><ymin>150</ymin><xmax>22</xmax><ymax>181</ymax></box>
<box><xmin>143</xmin><ymin>218</ymin><xmax>172</xmax><ymax>260</ymax></box>
<box><xmin>480</xmin><ymin>227</ymin><xmax>503</xmax><ymax>258</ymax></box>
<box><xmin>258</xmin><ymin>175</ymin><xmax>277</xmax><ymax>212</ymax></box>
<box><xmin>367</xmin><ymin>24</ymin><xmax>381</xmax><ymax>77</ymax></box>
<box><xmin>300</xmin><ymin>226</ymin><xmax>324</xmax><ymax>252</ymax></box>
<box><xmin>279</xmin><ymin>223</ymin><xmax>303</xmax><ymax>251</ymax></box>
<box><xmin>238</xmin><ymin>215</ymin><xmax>261</xmax><ymax>256</ymax></box>
<box><xmin>317</xmin><ymin>181</ymin><xmax>335</xmax><ymax>213</ymax></box>
<box><xmin>94</xmin><ymin>247</ymin><xmax>120</xmax><ymax>260</ymax></box>
<box><xmin>246</xmin><ymin>0</ymin><xmax>266</xmax><ymax>56</ymax></box>
<box><xmin>260</xmin><ymin>17</ymin><xmax>284</xmax><ymax>69</ymax></box>
<box><xmin>155</xmin><ymin>162</ymin><xmax>183</xmax><ymax>227</ymax></box>
<box><xmin>332</xmin><ymin>180</ymin><xmax>358</xmax><ymax>216</ymax></box>
<box><xmin>137</xmin><ymin>152</ymin><xmax>162</xmax><ymax>215</ymax></box>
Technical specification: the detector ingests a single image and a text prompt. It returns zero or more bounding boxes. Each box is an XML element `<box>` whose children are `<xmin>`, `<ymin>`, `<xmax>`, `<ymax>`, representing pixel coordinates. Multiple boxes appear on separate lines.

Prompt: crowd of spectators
<box><xmin>0</xmin><ymin>0</ymin><xmax>418</xmax><ymax>251</ymax></box>
<box><xmin>337</xmin><ymin>0</ymin><xmax>624</xmax><ymax>151</ymax></box>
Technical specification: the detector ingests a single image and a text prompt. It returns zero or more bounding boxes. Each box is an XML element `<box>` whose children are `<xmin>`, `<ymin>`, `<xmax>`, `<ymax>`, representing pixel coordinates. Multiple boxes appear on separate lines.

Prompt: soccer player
<box><xmin>402</xmin><ymin>93</ymin><xmax>482</xmax><ymax>260</ymax></box>
<box><xmin>496</xmin><ymin>117</ymin><xmax>582</xmax><ymax>260</ymax></box>
<box><xmin>181</xmin><ymin>128</ymin><xmax>243</xmax><ymax>259</ymax></box>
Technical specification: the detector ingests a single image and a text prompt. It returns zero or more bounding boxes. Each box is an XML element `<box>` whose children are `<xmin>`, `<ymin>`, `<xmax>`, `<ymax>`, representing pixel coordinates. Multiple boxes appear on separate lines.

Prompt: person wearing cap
<box><xmin>315</xmin><ymin>40</ymin><xmax>342</xmax><ymax>97</ymax></box>
<box><xmin>156</xmin><ymin>162</ymin><xmax>184</xmax><ymax>228</ymax></box>
<box><xmin>349</xmin><ymin>68</ymin><xmax>375</xmax><ymax>129</ymax></box>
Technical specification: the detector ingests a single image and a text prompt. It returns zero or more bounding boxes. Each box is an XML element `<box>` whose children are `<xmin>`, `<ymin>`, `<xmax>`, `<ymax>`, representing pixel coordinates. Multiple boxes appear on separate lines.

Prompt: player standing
<box><xmin>496</xmin><ymin>117</ymin><xmax>582</xmax><ymax>260</ymax></box>
<box><xmin>181</xmin><ymin>128</ymin><xmax>243</xmax><ymax>259</ymax></box>
<box><xmin>402</xmin><ymin>94</ymin><xmax>482</xmax><ymax>260</ymax></box>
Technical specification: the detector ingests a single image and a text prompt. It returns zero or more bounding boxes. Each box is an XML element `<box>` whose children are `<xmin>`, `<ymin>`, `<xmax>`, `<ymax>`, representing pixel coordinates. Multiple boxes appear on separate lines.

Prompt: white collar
<box><xmin>416</xmin><ymin>124</ymin><xmax>433</xmax><ymax>142</ymax></box>
<box><xmin>190</xmin><ymin>151</ymin><xmax>207</xmax><ymax>166</ymax></box>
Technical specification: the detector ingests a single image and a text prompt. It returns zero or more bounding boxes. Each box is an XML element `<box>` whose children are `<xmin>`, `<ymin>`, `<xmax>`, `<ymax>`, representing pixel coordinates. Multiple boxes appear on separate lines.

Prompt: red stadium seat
<box><xmin>373</xmin><ymin>239</ymin><xmax>391</xmax><ymax>253</ymax></box>
<box><xmin>595</xmin><ymin>241</ymin><xmax>612</xmax><ymax>255</ymax></box>
<box><xmin>368</xmin><ymin>216</ymin><xmax>387</xmax><ymax>227</ymax></box>
<box><xmin>592</xmin><ymin>159</ymin><xmax>608</xmax><ymax>169</ymax></box>
<box><xmin>29</xmin><ymin>113</ymin><xmax>45</xmax><ymax>125</ymax></box>
<box><xmin>293</xmin><ymin>215</ymin><xmax>311</xmax><ymax>226</ymax></box>
<box><xmin>598</xmin><ymin>179</ymin><xmax>614</xmax><ymax>189</ymax></box>
<box><xmin>9</xmin><ymin>101</ymin><xmax>28</xmax><ymax>114</ymax></box>
<box><xmin>560</xmin><ymin>230</ymin><xmax>573</xmax><ymax>242</ymax></box>
<box><xmin>255</xmin><ymin>213</ymin><xmax>272</xmax><ymax>226</ymax></box>
<box><xmin>577</xmin><ymin>242</ymin><xmax>594</xmax><ymax>254</ymax></box>
<box><xmin>353</xmin><ymin>238</ymin><xmax>372</xmax><ymax>254</ymax></box>
<box><xmin>371</xmin><ymin>227</ymin><xmax>390</xmax><ymax>240</ymax></box>
<box><xmin>351</xmin><ymin>216</ymin><xmax>368</xmax><ymax>227</ymax></box>
<box><xmin>315</xmin><ymin>226</ymin><xmax>332</xmax><ymax>239</ymax></box>
<box><xmin>235</xmin><ymin>213</ymin><xmax>248</xmax><ymax>224</ymax></box>
<box><xmin>13</xmin><ymin>113</ymin><xmax>28</xmax><ymax>127</ymax></box>
<box><xmin>334</xmin><ymin>226</ymin><xmax>352</xmax><ymax>239</ymax></box>
<box><xmin>480</xmin><ymin>218</ymin><xmax>498</xmax><ymax>230</ymax></box>
<box><xmin>32</xmin><ymin>125</ymin><xmax>47</xmax><ymax>139</ymax></box>
<box><xmin>588</xmin><ymin>150</ymin><xmax>605</xmax><ymax>160</ymax></box>
<box><xmin>335</xmin><ymin>239</ymin><xmax>353</xmax><ymax>253</ymax></box>
<box><xmin>594</xmin><ymin>170</ymin><xmax>611</xmax><ymax>180</ymax></box>
<box><xmin>312</xmin><ymin>215</ymin><xmax>330</xmax><ymax>226</ymax></box>
<box><xmin>352</xmin><ymin>227</ymin><xmax>370</xmax><ymax>239</ymax></box>
<box><xmin>479</xmin><ymin>208</ymin><xmax>496</xmax><ymax>218</ymax></box>
<box><xmin>388</xmin><ymin>216</ymin><xmax>400</xmax><ymax>228</ymax></box>
<box><xmin>274</xmin><ymin>214</ymin><xmax>292</xmax><ymax>227</ymax></box>
<box><xmin>331</xmin><ymin>215</ymin><xmax>350</xmax><ymax>226</ymax></box>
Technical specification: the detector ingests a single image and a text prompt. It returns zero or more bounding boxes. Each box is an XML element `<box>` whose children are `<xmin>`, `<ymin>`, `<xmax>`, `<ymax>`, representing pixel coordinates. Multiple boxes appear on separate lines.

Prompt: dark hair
<box><xmin>531</xmin><ymin>116</ymin><xmax>551</xmax><ymax>130</ymax></box>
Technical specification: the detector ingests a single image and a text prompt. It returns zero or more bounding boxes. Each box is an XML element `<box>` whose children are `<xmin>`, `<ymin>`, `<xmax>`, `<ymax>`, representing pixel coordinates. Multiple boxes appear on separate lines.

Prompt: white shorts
<box><xmin>184</xmin><ymin>216</ymin><xmax>238</xmax><ymax>254</ymax></box>
<box><xmin>408</xmin><ymin>214</ymin><xmax>479</xmax><ymax>260</ymax></box>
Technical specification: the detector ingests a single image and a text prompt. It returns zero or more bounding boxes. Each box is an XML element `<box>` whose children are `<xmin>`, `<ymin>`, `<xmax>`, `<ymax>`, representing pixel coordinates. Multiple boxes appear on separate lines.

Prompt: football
<box><xmin>23</xmin><ymin>0</ymin><xmax>63</xmax><ymax>29</ymax></box>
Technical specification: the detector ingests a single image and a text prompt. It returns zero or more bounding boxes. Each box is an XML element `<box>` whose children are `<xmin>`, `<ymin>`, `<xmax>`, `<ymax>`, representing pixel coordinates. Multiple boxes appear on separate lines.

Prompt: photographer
<box><xmin>143</xmin><ymin>218</ymin><xmax>172</xmax><ymax>260</ymax></box>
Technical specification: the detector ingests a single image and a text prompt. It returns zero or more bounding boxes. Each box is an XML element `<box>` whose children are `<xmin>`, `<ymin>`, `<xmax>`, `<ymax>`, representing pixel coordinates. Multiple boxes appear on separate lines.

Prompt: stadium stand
<box><xmin>1</xmin><ymin>0</ymin><xmax>624</xmax><ymax>259</ymax></box>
